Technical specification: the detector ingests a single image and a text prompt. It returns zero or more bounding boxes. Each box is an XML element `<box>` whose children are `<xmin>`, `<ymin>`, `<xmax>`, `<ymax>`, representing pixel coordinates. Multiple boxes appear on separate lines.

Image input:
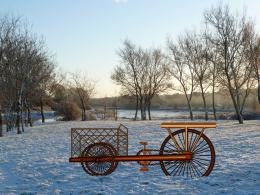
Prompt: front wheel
<box><xmin>160</xmin><ymin>129</ymin><xmax>215</xmax><ymax>177</ymax></box>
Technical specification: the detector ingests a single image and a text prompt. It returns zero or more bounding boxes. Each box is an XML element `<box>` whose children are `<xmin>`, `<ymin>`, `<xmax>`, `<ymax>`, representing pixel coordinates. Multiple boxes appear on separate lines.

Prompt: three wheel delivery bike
<box><xmin>69</xmin><ymin>122</ymin><xmax>216</xmax><ymax>178</ymax></box>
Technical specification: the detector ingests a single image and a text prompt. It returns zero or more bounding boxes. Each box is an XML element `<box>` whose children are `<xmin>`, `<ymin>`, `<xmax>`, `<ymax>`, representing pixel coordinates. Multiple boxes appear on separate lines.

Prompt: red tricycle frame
<box><xmin>69</xmin><ymin>122</ymin><xmax>216</xmax><ymax>177</ymax></box>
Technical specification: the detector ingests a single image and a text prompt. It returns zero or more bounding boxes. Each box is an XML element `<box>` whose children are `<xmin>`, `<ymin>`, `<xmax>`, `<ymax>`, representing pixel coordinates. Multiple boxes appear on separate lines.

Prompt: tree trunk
<box><xmin>24</xmin><ymin>99</ymin><xmax>31</xmax><ymax>127</ymax></box>
<box><xmin>16</xmin><ymin>110</ymin><xmax>21</xmax><ymax>134</ymax></box>
<box><xmin>148</xmin><ymin>99</ymin><xmax>151</xmax><ymax>120</ymax></box>
<box><xmin>81</xmin><ymin>109</ymin><xmax>83</xmax><ymax>121</ymax></box>
<box><xmin>80</xmin><ymin>100</ymin><xmax>86</xmax><ymax>121</ymax></box>
<box><xmin>143</xmin><ymin>104</ymin><xmax>147</xmax><ymax>120</ymax></box>
<box><xmin>134</xmin><ymin>95</ymin><xmax>138</xmax><ymax>120</ymax></box>
<box><xmin>229</xmin><ymin>91</ymin><xmax>244</xmax><ymax>124</ymax></box>
<box><xmin>199</xmin><ymin>82</ymin><xmax>208</xmax><ymax>121</ymax></box>
<box><xmin>141</xmin><ymin>110</ymin><xmax>146</xmax><ymax>120</ymax></box>
<box><xmin>82</xmin><ymin>108</ymin><xmax>86</xmax><ymax>121</ymax></box>
<box><xmin>114</xmin><ymin>106</ymin><xmax>117</xmax><ymax>121</ymax></box>
<box><xmin>229</xmin><ymin>90</ymin><xmax>243</xmax><ymax>124</ymax></box>
<box><xmin>236</xmin><ymin>109</ymin><xmax>243</xmax><ymax>124</ymax></box>
<box><xmin>40</xmin><ymin>99</ymin><xmax>45</xmax><ymax>123</ymax></box>
<box><xmin>202</xmin><ymin>94</ymin><xmax>209</xmax><ymax>121</ymax></box>
<box><xmin>6</xmin><ymin>120</ymin><xmax>10</xmax><ymax>132</ymax></box>
<box><xmin>212</xmin><ymin>84</ymin><xmax>217</xmax><ymax>120</ymax></box>
<box><xmin>229</xmin><ymin>91</ymin><xmax>243</xmax><ymax>124</ymax></box>
<box><xmin>104</xmin><ymin>103</ymin><xmax>106</xmax><ymax>120</ymax></box>
<box><xmin>6</xmin><ymin>113</ymin><xmax>11</xmax><ymax>132</ymax></box>
<box><xmin>224</xmin><ymin>39</ymin><xmax>243</xmax><ymax>124</ymax></box>
<box><xmin>24</xmin><ymin>109</ymin><xmax>28</xmax><ymax>127</ymax></box>
<box><xmin>187</xmin><ymin>101</ymin><xmax>193</xmax><ymax>120</ymax></box>
<box><xmin>140</xmin><ymin>98</ymin><xmax>147</xmax><ymax>120</ymax></box>
<box><xmin>258</xmin><ymin>81</ymin><xmax>260</xmax><ymax>104</ymax></box>
<box><xmin>201</xmin><ymin>92</ymin><xmax>208</xmax><ymax>121</ymax></box>
<box><xmin>139</xmin><ymin>98</ymin><xmax>145</xmax><ymax>120</ymax></box>
<box><xmin>28</xmin><ymin>107</ymin><xmax>32</xmax><ymax>127</ymax></box>
<box><xmin>0</xmin><ymin>109</ymin><xmax>3</xmax><ymax>137</ymax></box>
<box><xmin>184</xmin><ymin>93</ymin><xmax>193</xmax><ymax>120</ymax></box>
<box><xmin>21</xmin><ymin>109</ymin><xmax>24</xmax><ymax>132</ymax></box>
<box><xmin>140</xmin><ymin>107</ymin><xmax>144</xmax><ymax>120</ymax></box>
<box><xmin>139</xmin><ymin>98</ymin><xmax>143</xmax><ymax>120</ymax></box>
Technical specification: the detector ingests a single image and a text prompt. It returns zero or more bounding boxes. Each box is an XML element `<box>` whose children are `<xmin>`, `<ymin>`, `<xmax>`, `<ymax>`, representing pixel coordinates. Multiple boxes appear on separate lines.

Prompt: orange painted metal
<box><xmin>69</xmin><ymin>153</ymin><xmax>192</xmax><ymax>163</ymax></box>
<box><xmin>138</xmin><ymin>141</ymin><xmax>151</xmax><ymax>166</ymax></box>
<box><xmin>139</xmin><ymin>167</ymin><xmax>149</xmax><ymax>172</ymax></box>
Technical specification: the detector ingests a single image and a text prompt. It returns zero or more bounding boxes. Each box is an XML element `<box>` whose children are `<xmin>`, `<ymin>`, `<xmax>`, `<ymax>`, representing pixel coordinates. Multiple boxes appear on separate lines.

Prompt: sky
<box><xmin>0</xmin><ymin>0</ymin><xmax>260</xmax><ymax>98</ymax></box>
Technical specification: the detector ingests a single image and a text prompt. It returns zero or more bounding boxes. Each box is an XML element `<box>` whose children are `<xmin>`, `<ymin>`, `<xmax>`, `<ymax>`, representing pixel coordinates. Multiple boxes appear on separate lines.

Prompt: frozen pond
<box><xmin>117</xmin><ymin>109</ymin><xmax>211</xmax><ymax>119</ymax></box>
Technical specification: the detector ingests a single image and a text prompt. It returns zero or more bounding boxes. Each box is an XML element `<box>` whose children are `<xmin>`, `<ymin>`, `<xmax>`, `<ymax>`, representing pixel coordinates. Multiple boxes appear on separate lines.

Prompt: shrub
<box><xmin>86</xmin><ymin>111</ymin><xmax>97</xmax><ymax>120</ymax></box>
<box><xmin>54</xmin><ymin>101</ymin><xmax>81</xmax><ymax>121</ymax></box>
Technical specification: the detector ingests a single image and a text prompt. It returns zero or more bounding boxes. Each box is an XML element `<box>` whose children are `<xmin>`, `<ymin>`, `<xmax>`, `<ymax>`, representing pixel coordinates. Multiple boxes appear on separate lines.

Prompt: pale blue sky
<box><xmin>1</xmin><ymin>0</ymin><xmax>260</xmax><ymax>97</ymax></box>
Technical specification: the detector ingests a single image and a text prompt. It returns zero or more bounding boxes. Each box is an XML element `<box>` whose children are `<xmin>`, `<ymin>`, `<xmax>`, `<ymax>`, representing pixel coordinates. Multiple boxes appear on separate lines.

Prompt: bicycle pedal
<box><xmin>139</xmin><ymin>167</ymin><xmax>149</xmax><ymax>172</ymax></box>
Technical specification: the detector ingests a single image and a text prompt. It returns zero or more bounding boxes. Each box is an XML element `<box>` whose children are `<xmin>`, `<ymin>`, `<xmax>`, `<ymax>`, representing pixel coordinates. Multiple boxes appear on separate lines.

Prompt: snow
<box><xmin>0</xmin><ymin>120</ymin><xmax>260</xmax><ymax>194</ymax></box>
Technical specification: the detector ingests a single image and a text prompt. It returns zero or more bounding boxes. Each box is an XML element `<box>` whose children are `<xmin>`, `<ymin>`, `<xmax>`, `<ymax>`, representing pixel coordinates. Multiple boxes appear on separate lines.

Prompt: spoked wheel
<box><xmin>81</xmin><ymin>142</ymin><xmax>118</xmax><ymax>176</ymax></box>
<box><xmin>160</xmin><ymin>129</ymin><xmax>215</xmax><ymax>177</ymax></box>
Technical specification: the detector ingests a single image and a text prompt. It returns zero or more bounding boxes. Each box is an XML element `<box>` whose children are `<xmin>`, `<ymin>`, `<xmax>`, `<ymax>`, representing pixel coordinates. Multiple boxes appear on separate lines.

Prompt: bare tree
<box><xmin>205</xmin><ymin>4</ymin><xmax>255</xmax><ymax>123</ymax></box>
<box><xmin>244</xmin><ymin>26</ymin><xmax>260</xmax><ymax>103</ymax></box>
<box><xmin>0</xmin><ymin>105</ymin><xmax>2</xmax><ymax>137</ymax></box>
<box><xmin>254</xmin><ymin>38</ymin><xmax>260</xmax><ymax>103</ymax></box>
<box><xmin>168</xmin><ymin>38</ymin><xmax>197</xmax><ymax>120</ymax></box>
<box><xmin>208</xmin><ymin>42</ymin><xmax>220</xmax><ymax>120</ymax></box>
<box><xmin>111</xmin><ymin>40</ymin><xmax>141</xmax><ymax>120</ymax></box>
<box><xmin>145</xmin><ymin>49</ymin><xmax>171</xmax><ymax>120</ymax></box>
<box><xmin>112</xmin><ymin>40</ymin><xmax>170</xmax><ymax>120</ymax></box>
<box><xmin>136</xmin><ymin>49</ymin><xmax>149</xmax><ymax>120</ymax></box>
<box><xmin>0</xmin><ymin>16</ymin><xmax>55</xmax><ymax>134</ymax></box>
<box><xmin>182</xmin><ymin>31</ymin><xmax>211</xmax><ymax>120</ymax></box>
<box><xmin>252</xmin><ymin>38</ymin><xmax>260</xmax><ymax>103</ymax></box>
<box><xmin>0</xmin><ymin>17</ymin><xmax>24</xmax><ymax>134</ymax></box>
<box><xmin>70</xmin><ymin>73</ymin><xmax>95</xmax><ymax>121</ymax></box>
<box><xmin>35</xmin><ymin>60</ymin><xmax>56</xmax><ymax>123</ymax></box>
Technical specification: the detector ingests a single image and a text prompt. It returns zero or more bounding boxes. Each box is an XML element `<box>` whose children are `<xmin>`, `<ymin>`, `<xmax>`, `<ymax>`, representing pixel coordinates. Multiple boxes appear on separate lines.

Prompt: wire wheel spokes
<box><xmin>81</xmin><ymin>142</ymin><xmax>118</xmax><ymax>176</ymax></box>
<box><xmin>160</xmin><ymin>129</ymin><xmax>215</xmax><ymax>177</ymax></box>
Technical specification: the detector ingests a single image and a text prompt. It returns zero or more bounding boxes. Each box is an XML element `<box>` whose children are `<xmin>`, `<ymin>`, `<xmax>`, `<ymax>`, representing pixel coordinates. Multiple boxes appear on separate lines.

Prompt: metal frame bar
<box><xmin>69</xmin><ymin>153</ymin><xmax>192</xmax><ymax>163</ymax></box>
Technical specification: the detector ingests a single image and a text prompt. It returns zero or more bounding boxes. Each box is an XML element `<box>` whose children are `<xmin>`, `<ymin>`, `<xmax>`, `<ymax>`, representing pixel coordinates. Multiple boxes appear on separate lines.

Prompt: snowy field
<box><xmin>0</xmin><ymin>120</ymin><xmax>260</xmax><ymax>194</ymax></box>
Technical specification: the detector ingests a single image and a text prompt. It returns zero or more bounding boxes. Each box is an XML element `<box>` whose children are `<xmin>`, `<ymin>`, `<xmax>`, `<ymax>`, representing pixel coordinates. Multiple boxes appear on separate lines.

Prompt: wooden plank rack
<box><xmin>161</xmin><ymin>122</ymin><xmax>217</xmax><ymax>129</ymax></box>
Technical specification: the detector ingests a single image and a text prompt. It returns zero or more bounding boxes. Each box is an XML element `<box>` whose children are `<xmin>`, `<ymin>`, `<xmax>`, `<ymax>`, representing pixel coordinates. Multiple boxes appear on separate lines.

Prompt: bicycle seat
<box><xmin>139</xmin><ymin>141</ymin><xmax>148</xmax><ymax>145</ymax></box>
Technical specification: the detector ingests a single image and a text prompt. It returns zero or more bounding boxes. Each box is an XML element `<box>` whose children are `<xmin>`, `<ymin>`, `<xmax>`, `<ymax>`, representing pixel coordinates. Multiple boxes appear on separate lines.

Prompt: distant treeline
<box><xmin>91</xmin><ymin>89</ymin><xmax>260</xmax><ymax>112</ymax></box>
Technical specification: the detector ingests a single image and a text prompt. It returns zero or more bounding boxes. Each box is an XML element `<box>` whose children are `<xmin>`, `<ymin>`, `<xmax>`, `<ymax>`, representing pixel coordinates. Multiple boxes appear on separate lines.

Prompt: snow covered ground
<box><xmin>0</xmin><ymin>120</ymin><xmax>259</xmax><ymax>194</ymax></box>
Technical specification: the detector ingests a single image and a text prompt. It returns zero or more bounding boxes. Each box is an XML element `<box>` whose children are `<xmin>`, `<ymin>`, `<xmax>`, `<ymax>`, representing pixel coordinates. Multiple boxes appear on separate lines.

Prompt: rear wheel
<box><xmin>81</xmin><ymin>142</ymin><xmax>118</xmax><ymax>176</ymax></box>
<box><xmin>160</xmin><ymin>129</ymin><xmax>215</xmax><ymax>177</ymax></box>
